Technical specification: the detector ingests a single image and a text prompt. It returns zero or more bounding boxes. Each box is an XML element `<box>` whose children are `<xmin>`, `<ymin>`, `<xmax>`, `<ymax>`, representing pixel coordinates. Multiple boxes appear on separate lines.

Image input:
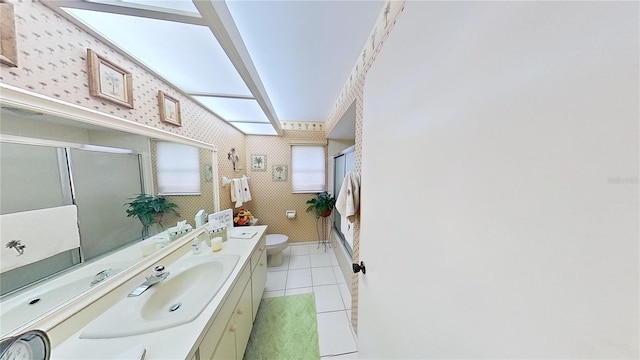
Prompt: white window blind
<box><xmin>291</xmin><ymin>145</ymin><xmax>326</xmax><ymax>193</ymax></box>
<box><xmin>156</xmin><ymin>141</ymin><xmax>201</xmax><ymax>194</ymax></box>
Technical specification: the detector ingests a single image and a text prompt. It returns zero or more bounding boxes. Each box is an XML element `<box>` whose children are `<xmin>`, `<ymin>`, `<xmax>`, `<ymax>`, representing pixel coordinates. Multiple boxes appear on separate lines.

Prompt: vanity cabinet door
<box><xmin>251</xmin><ymin>251</ymin><xmax>267</xmax><ymax>321</ymax></box>
<box><xmin>211</xmin><ymin>317</ymin><xmax>236</xmax><ymax>360</ymax></box>
<box><xmin>211</xmin><ymin>280</ymin><xmax>252</xmax><ymax>360</ymax></box>
<box><xmin>204</xmin><ymin>266</ymin><xmax>251</xmax><ymax>360</ymax></box>
<box><xmin>250</xmin><ymin>235</ymin><xmax>266</xmax><ymax>272</ymax></box>
<box><xmin>235</xmin><ymin>281</ymin><xmax>253</xmax><ymax>358</ymax></box>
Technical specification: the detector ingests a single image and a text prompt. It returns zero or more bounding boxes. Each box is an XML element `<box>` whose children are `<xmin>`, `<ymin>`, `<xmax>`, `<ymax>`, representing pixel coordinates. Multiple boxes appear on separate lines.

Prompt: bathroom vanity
<box><xmin>50</xmin><ymin>225</ymin><xmax>267</xmax><ymax>359</ymax></box>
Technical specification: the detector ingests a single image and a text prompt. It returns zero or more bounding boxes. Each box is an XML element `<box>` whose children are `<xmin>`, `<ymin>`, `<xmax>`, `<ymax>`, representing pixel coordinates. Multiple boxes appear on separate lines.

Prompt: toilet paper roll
<box><xmin>286</xmin><ymin>210</ymin><xmax>296</xmax><ymax>219</ymax></box>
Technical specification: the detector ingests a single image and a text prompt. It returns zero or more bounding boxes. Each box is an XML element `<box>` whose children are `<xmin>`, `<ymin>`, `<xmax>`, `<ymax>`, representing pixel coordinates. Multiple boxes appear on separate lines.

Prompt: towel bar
<box><xmin>221</xmin><ymin>176</ymin><xmax>250</xmax><ymax>186</ymax></box>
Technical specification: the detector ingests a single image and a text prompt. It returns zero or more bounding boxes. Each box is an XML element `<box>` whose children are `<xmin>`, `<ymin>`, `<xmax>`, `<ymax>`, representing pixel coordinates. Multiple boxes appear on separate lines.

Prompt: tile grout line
<box><xmin>316</xmin><ymin>309</ymin><xmax>349</xmax><ymax>315</ymax></box>
<box><xmin>281</xmin><ymin>250</ymin><xmax>291</xmax><ymax>292</ymax></box>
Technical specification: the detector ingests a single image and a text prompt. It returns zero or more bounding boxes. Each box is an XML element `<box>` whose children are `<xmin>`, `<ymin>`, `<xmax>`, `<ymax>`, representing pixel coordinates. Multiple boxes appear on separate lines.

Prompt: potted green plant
<box><xmin>305</xmin><ymin>191</ymin><xmax>336</xmax><ymax>218</ymax></box>
<box><xmin>125</xmin><ymin>194</ymin><xmax>179</xmax><ymax>237</ymax></box>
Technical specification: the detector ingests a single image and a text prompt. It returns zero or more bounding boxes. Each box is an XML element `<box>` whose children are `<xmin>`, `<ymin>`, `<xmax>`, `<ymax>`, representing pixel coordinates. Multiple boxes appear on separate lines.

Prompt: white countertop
<box><xmin>51</xmin><ymin>225</ymin><xmax>267</xmax><ymax>360</ymax></box>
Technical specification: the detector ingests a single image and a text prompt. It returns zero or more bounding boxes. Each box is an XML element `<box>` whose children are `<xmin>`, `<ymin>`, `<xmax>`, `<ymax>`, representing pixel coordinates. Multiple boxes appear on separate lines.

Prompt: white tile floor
<box><xmin>263</xmin><ymin>242</ymin><xmax>358</xmax><ymax>359</ymax></box>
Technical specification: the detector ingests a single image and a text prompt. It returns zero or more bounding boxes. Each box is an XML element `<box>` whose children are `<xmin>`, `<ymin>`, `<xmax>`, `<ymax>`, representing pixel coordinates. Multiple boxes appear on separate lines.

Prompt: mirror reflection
<box><xmin>0</xmin><ymin>105</ymin><xmax>215</xmax><ymax>336</ymax></box>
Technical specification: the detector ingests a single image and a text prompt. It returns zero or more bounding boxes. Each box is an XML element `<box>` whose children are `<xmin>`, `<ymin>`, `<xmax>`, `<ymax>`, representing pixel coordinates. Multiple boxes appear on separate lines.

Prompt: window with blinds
<box><xmin>291</xmin><ymin>145</ymin><xmax>326</xmax><ymax>193</ymax></box>
<box><xmin>156</xmin><ymin>141</ymin><xmax>201</xmax><ymax>195</ymax></box>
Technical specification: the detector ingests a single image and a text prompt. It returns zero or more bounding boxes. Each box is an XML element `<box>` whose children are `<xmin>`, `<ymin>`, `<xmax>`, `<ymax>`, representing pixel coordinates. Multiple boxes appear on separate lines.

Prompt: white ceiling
<box><xmin>46</xmin><ymin>0</ymin><xmax>384</xmax><ymax>136</ymax></box>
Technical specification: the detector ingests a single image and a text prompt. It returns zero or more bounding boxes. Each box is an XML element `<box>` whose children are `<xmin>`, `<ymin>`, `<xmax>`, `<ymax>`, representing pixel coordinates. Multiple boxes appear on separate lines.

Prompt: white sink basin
<box><xmin>80</xmin><ymin>254</ymin><xmax>239</xmax><ymax>339</ymax></box>
<box><xmin>0</xmin><ymin>261</ymin><xmax>132</xmax><ymax>336</ymax></box>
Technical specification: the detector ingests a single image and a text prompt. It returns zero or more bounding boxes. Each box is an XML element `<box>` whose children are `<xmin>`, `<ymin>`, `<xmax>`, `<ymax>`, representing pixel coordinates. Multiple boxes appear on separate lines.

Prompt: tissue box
<box><xmin>168</xmin><ymin>224</ymin><xmax>193</xmax><ymax>241</ymax></box>
<box><xmin>206</xmin><ymin>223</ymin><xmax>227</xmax><ymax>242</ymax></box>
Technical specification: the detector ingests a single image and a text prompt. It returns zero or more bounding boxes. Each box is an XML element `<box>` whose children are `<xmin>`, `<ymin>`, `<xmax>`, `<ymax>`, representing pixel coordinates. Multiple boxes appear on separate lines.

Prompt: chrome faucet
<box><xmin>90</xmin><ymin>269</ymin><xmax>113</xmax><ymax>287</ymax></box>
<box><xmin>128</xmin><ymin>265</ymin><xmax>170</xmax><ymax>297</ymax></box>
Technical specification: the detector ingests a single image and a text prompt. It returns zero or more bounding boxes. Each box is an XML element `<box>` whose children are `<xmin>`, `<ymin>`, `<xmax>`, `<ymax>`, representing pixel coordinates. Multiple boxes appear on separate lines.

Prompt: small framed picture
<box><xmin>158</xmin><ymin>91</ymin><xmax>182</xmax><ymax>126</ymax></box>
<box><xmin>87</xmin><ymin>49</ymin><xmax>133</xmax><ymax>108</ymax></box>
<box><xmin>272</xmin><ymin>164</ymin><xmax>288</xmax><ymax>182</ymax></box>
<box><xmin>0</xmin><ymin>2</ymin><xmax>18</xmax><ymax>67</ymax></box>
<box><xmin>250</xmin><ymin>154</ymin><xmax>267</xmax><ymax>171</ymax></box>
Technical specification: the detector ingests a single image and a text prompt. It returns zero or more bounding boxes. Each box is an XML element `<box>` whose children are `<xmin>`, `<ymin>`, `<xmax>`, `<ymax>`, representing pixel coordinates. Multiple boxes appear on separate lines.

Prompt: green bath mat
<box><xmin>244</xmin><ymin>293</ymin><xmax>320</xmax><ymax>360</ymax></box>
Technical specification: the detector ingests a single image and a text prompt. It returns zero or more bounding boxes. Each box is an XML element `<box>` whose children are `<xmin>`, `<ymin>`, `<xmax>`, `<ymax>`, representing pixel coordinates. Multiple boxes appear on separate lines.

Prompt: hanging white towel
<box><xmin>232</xmin><ymin>178</ymin><xmax>244</xmax><ymax>208</ymax></box>
<box><xmin>241</xmin><ymin>176</ymin><xmax>252</xmax><ymax>202</ymax></box>
<box><xmin>335</xmin><ymin>171</ymin><xmax>361</xmax><ymax>222</ymax></box>
<box><xmin>230</xmin><ymin>179</ymin><xmax>237</xmax><ymax>202</ymax></box>
<box><xmin>1</xmin><ymin>205</ymin><xmax>80</xmax><ymax>273</ymax></box>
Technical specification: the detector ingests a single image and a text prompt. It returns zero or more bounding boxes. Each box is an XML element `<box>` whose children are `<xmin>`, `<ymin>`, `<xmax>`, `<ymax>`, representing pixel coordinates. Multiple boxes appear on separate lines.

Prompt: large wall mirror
<box><xmin>0</xmin><ymin>86</ymin><xmax>220</xmax><ymax>337</ymax></box>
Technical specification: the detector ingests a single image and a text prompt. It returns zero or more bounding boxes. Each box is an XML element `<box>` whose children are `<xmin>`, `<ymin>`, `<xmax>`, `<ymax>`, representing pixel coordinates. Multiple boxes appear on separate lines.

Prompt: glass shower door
<box><xmin>69</xmin><ymin>148</ymin><xmax>143</xmax><ymax>260</ymax></box>
<box><xmin>333</xmin><ymin>149</ymin><xmax>355</xmax><ymax>257</ymax></box>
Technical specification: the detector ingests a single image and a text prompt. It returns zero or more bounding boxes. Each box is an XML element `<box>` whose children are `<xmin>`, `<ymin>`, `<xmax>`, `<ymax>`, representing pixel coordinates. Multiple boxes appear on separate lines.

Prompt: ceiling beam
<box><xmin>48</xmin><ymin>0</ymin><xmax>206</xmax><ymax>26</ymax></box>
<box><xmin>228</xmin><ymin>120</ymin><xmax>271</xmax><ymax>124</ymax></box>
<box><xmin>187</xmin><ymin>92</ymin><xmax>255</xmax><ymax>100</ymax></box>
<box><xmin>193</xmin><ymin>1</ymin><xmax>283</xmax><ymax>136</ymax></box>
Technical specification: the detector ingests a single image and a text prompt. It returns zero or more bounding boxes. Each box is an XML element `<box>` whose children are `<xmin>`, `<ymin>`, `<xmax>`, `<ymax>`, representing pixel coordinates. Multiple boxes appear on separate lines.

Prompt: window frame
<box><xmin>291</xmin><ymin>144</ymin><xmax>326</xmax><ymax>194</ymax></box>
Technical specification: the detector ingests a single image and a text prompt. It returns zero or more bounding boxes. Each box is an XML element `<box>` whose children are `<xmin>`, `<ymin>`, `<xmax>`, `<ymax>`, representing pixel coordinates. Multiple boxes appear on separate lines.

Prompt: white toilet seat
<box><xmin>265</xmin><ymin>234</ymin><xmax>289</xmax><ymax>267</ymax></box>
<box><xmin>266</xmin><ymin>234</ymin><xmax>288</xmax><ymax>247</ymax></box>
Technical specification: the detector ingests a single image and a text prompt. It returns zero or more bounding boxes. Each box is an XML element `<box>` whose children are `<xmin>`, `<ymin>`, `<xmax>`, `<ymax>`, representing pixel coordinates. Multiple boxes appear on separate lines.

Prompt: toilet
<box><xmin>265</xmin><ymin>234</ymin><xmax>289</xmax><ymax>267</ymax></box>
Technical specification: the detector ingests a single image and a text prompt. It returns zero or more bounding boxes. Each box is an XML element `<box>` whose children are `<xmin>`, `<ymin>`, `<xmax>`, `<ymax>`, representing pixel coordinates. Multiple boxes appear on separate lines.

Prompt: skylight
<box><xmin>230</xmin><ymin>123</ymin><xmax>279</xmax><ymax>136</ymax></box>
<box><xmin>118</xmin><ymin>0</ymin><xmax>199</xmax><ymax>13</ymax></box>
<box><xmin>58</xmin><ymin>2</ymin><xmax>279</xmax><ymax>136</ymax></box>
<box><xmin>192</xmin><ymin>97</ymin><xmax>269</xmax><ymax>123</ymax></box>
<box><xmin>65</xmin><ymin>8</ymin><xmax>251</xmax><ymax>95</ymax></box>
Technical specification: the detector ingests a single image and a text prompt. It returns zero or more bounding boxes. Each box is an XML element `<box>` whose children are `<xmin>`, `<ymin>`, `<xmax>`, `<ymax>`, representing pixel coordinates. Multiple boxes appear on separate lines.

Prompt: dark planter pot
<box><xmin>153</xmin><ymin>213</ymin><xmax>163</xmax><ymax>224</ymax></box>
<box><xmin>139</xmin><ymin>213</ymin><xmax>164</xmax><ymax>238</ymax></box>
<box><xmin>139</xmin><ymin>213</ymin><xmax>163</xmax><ymax>226</ymax></box>
<box><xmin>319</xmin><ymin>209</ymin><xmax>332</xmax><ymax>218</ymax></box>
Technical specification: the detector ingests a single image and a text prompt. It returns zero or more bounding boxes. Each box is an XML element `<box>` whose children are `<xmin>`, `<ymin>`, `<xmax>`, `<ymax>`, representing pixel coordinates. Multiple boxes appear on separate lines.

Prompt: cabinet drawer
<box><xmin>250</xmin><ymin>235</ymin><xmax>266</xmax><ymax>273</ymax></box>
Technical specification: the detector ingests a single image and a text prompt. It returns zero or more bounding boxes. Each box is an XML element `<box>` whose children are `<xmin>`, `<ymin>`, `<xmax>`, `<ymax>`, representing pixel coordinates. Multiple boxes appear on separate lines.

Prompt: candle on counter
<box><xmin>211</xmin><ymin>237</ymin><xmax>223</xmax><ymax>252</ymax></box>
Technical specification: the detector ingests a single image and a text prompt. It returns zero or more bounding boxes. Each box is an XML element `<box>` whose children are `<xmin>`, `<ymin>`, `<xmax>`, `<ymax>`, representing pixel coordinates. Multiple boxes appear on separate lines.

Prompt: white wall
<box><xmin>358</xmin><ymin>2</ymin><xmax>638</xmax><ymax>358</ymax></box>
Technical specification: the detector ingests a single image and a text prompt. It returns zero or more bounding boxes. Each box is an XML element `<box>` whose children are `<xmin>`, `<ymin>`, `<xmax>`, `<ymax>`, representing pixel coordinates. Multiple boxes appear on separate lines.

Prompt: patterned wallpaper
<box><xmin>218</xmin><ymin>142</ymin><xmax>248</xmax><ymax>212</ymax></box>
<box><xmin>324</xmin><ymin>0</ymin><xmax>407</xmax><ymax>334</ymax></box>
<box><xmin>0</xmin><ymin>0</ymin><xmax>246</xmax><ymax>225</ymax></box>
<box><xmin>244</xmin><ymin>130</ymin><xmax>327</xmax><ymax>243</ymax></box>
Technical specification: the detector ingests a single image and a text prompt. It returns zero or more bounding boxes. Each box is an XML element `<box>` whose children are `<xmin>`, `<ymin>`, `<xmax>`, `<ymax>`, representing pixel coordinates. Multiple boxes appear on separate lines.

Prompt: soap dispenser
<box><xmin>191</xmin><ymin>238</ymin><xmax>201</xmax><ymax>254</ymax></box>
